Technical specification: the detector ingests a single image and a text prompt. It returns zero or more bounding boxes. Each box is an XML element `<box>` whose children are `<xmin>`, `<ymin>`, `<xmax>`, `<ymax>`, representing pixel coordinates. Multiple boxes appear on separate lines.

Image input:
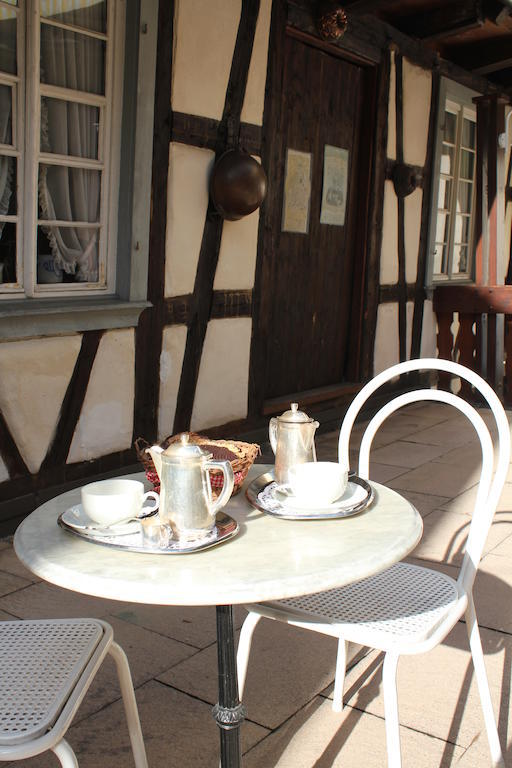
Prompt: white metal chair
<box><xmin>0</xmin><ymin>618</ymin><xmax>148</xmax><ymax>767</ymax></box>
<box><xmin>237</xmin><ymin>359</ymin><xmax>510</xmax><ymax>767</ymax></box>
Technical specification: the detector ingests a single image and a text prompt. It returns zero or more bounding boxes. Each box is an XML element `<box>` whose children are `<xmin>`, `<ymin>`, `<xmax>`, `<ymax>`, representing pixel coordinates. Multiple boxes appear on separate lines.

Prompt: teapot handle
<box><xmin>269</xmin><ymin>417</ymin><xmax>278</xmax><ymax>454</ymax></box>
<box><xmin>208</xmin><ymin>460</ymin><xmax>234</xmax><ymax>514</ymax></box>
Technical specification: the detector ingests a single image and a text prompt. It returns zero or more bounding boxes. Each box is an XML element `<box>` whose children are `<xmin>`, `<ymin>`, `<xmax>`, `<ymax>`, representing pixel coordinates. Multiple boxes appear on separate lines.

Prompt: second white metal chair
<box><xmin>237</xmin><ymin>359</ymin><xmax>510</xmax><ymax>767</ymax></box>
<box><xmin>0</xmin><ymin>618</ymin><xmax>148</xmax><ymax>767</ymax></box>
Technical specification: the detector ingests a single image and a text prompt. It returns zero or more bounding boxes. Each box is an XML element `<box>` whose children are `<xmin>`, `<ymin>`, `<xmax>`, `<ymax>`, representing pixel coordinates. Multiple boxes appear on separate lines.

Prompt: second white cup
<box><xmin>81</xmin><ymin>478</ymin><xmax>159</xmax><ymax>527</ymax></box>
<box><xmin>276</xmin><ymin>461</ymin><xmax>348</xmax><ymax>506</ymax></box>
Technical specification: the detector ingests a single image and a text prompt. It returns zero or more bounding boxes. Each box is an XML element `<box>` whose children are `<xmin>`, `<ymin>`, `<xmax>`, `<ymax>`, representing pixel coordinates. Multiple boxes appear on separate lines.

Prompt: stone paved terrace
<box><xmin>1</xmin><ymin>401</ymin><xmax>512</xmax><ymax>767</ymax></box>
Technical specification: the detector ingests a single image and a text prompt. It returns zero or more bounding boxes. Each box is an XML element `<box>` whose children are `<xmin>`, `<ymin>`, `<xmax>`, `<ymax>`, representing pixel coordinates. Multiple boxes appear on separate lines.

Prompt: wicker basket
<box><xmin>134</xmin><ymin>433</ymin><xmax>260</xmax><ymax>498</ymax></box>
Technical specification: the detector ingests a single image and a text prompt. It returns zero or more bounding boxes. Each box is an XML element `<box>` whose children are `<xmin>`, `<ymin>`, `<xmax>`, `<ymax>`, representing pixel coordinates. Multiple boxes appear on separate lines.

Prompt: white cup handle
<box><xmin>141</xmin><ymin>491</ymin><xmax>160</xmax><ymax>515</ymax></box>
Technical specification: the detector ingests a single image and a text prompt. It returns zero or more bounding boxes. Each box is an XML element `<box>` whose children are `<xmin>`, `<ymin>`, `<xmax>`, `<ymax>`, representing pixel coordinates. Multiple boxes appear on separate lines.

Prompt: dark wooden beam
<box><xmin>398</xmin><ymin>0</ymin><xmax>484</xmax><ymax>41</ymax></box>
<box><xmin>132</xmin><ymin>0</ymin><xmax>174</xmax><ymax>444</ymax></box>
<box><xmin>0</xmin><ymin>409</ymin><xmax>29</xmax><ymax>479</ymax></box>
<box><xmin>163</xmin><ymin>290</ymin><xmax>253</xmax><ymax>326</ymax></box>
<box><xmin>173</xmin><ymin>0</ymin><xmax>261</xmax><ymax>433</ymax></box>
<box><xmin>40</xmin><ymin>330</ymin><xmax>103</xmax><ymax>470</ymax></box>
<box><xmin>172</xmin><ymin>112</ymin><xmax>262</xmax><ymax>155</ymax></box>
<box><xmin>411</xmin><ymin>69</ymin><xmax>440</xmax><ymax>359</ymax></box>
<box><xmin>433</xmin><ymin>284</ymin><xmax>512</xmax><ymax>314</ymax></box>
<box><xmin>379</xmin><ymin>283</ymin><xmax>418</xmax><ymax>303</ymax></box>
<box><xmin>395</xmin><ymin>53</ymin><xmax>407</xmax><ymax>363</ymax></box>
<box><xmin>451</xmin><ymin>35</ymin><xmax>512</xmax><ymax>73</ymax></box>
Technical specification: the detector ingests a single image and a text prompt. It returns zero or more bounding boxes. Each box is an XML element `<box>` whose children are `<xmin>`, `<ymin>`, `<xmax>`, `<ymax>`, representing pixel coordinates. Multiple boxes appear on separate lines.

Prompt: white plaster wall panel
<box><xmin>374</xmin><ymin>303</ymin><xmax>399</xmax><ymax>375</ymax></box>
<box><xmin>68</xmin><ymin>330</ymin><xmax>135</xmax><ymax>463</ymax></box>
<box><xmin>240</xmin><ymin>0</ymin><xmax>272</xmax><ymax>126</ymax></box>
<box><xmin>402</xmin><ymin>59</ymin><xmax>431</xmax><ymax>167</ymax></box>
<box><xmin>158</xmin><ymin>325</ymin><xmax>188</xmax><ymax>441</ymax></box>
<box><xmin>420</xmin><ymin>299</ymin><xmax>437</xmax><ymax>358</ymax></box>
<box><xmin>0</xmin><ymin>458</ymin><xmax>8</xmax><ymax>484</ymax></box>
<box><xmin>0</xmin><ymin>336</ymin><xmax>81</xmax><ymax>473</ymax></box>
<box><xmin>214</xmin><ymin>208</ymin><xmax>260</xmax><ymax>289</ymax></box>
<box><xmin>404</xmin><ymin>187</ymin><xmax>422</xmax><ymax>283</ymax></box>
<box><xmin>172</xmin><ymin>0</ymin><xmax>241</xmax><ymax>120</ymax></box>
<box><xmin>387</xmin><ymin>50</ymin><xmax>396</xmax><ymax>161</ymax></box>
<box><xmin>380</xmin><ymin>180</ymin><xmax>398</xmax><ymax>284</ymax></box>
<box><xmin>165</xmin><ymin>143</ymin><xmax>215</xmax><ymax>297</ymax></box>
<box><xmin>191</xmin><ymin>318</ymin><xmax>251</xmax><ymax>431</ymax></box>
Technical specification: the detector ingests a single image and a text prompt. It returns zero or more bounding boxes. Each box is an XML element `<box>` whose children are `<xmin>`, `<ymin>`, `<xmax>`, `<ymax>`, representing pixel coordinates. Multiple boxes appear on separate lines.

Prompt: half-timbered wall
<box><xmin>0</xmin><ymin>0</ymin><xmax>507</xmax><ymax>527</ymax></box>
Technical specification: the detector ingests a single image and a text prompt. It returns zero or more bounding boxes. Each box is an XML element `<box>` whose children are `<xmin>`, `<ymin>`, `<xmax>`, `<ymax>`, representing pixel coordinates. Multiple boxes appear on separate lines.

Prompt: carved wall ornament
<box><xmin>316</xmin><ymin>1</ymin><xmax>348</xmax><ymax>41</ymax></box>
<box><xmin>391</xmin><ymin>162</ymin><xmax>421</xmax><ymax>198</ymax></box>
<box><xmin>210</xmin><ymin>148</ymin><xmax>267</xmax><ymax>221</ymax></box>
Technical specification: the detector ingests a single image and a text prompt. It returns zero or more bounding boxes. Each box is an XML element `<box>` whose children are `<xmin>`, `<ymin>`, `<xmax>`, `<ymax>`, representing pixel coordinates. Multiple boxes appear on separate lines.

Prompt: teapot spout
<box><xmin>147</xmin><ymin>445</ymin><xmax>164</xmax><ymax>481</ymax></box>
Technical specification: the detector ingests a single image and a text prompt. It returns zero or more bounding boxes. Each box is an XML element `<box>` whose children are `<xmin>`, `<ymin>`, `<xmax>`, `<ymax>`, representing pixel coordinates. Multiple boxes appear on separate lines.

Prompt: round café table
<box><xmin>14</xmin><ymin>464</ymin><xmax>422</xmax><ymax>768</ymax></box>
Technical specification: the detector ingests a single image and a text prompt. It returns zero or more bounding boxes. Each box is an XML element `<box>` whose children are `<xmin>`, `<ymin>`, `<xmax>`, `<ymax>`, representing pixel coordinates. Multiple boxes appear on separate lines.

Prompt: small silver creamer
<box><xmin>269</xmin><ymin>403</ymin><xmax>319</xmax><ymax>485</ymax></box>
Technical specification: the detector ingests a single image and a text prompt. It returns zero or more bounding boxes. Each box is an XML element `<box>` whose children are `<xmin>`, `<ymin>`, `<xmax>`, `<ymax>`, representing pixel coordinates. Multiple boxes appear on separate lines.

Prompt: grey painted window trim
<box><xmin>0</xmin><ymin>0</ymin><xmax>157</xmax><ymax>340</ymax></box>
<box><xmin>426</xmin><ymin>77</ymin><xmax>480</xmax><ymax>288</ymax></box>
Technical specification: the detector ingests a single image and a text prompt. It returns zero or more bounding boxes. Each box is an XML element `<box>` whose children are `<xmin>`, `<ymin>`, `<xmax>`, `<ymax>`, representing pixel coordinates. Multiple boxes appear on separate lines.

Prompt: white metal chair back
<box><xmin>338</xmin><ymin>358</ymin><xmax>510</xmax><ymax>597</ymax></box>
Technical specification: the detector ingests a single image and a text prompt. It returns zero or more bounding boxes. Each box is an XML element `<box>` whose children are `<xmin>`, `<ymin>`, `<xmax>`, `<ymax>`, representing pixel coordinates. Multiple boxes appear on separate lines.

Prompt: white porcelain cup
<box><xmin>276</xmin><ymin>461</ymin><xmax>348</xmax><ymax>506</ymax></box>
<box><xmin>81</xmin><ymin>478</ymin><xmax>159</xmax><ymax>527</ymax></box>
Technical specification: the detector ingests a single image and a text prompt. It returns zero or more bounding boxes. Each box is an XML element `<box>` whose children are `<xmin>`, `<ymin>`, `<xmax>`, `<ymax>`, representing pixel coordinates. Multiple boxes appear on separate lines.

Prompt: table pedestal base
<box><xmin>214</xmin><ymin>605</ymin><xmax>246</xmax><ymax>768</ymax></box>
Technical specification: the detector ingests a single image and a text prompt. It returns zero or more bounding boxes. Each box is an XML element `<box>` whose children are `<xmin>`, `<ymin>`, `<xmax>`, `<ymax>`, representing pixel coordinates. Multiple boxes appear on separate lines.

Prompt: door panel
<box><xmin>258</xmin><ymin>30</ymin><xmax>374</xmax><ymax>403</ymax></box>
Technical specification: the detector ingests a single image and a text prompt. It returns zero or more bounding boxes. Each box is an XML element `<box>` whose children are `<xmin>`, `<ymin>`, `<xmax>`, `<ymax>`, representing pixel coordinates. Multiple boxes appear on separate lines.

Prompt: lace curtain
<box><xmin>39</xmin><ymin>3</ymin><xmax>105</xmax><ymax>282</ymax></box>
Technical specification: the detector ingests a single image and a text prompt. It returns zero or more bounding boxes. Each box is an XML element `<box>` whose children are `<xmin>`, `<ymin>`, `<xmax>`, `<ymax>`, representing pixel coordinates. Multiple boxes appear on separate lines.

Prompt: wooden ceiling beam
<box><xmin>397</xmin><ymin>0</ymin><xmax>485</xmax><ymax>41</ymax></box>
<box><xmin>449</xmin><ymin>34</ymin><xmax>512</xmax><ymax>72</ymax></box>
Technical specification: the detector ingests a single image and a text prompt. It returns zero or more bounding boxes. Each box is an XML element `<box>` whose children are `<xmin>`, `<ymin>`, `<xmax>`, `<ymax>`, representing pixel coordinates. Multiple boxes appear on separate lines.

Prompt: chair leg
<box><xmin>466</xmin><ymin>597</ymin><xmax>505</xmax><ymax>768</ymax></box>
<box><xmin>382</xmin><ymin>652</ymin><xmax>402</xmax><ymax>768</ymax></box>
<box><xmin>332</xmin><ymin>638</ymin><xmax>347</xmax><ymax>712</ymax></box>
<box><xmin>236</xmin><ymin>612</ymin><xmax>262</xmax><ymax>698</ymax></box>
<box><xmin>52</xmin><ymin>739</ymin><xmax>79</xmax><ymax>767</ymax></box>
<box><xmin>108</xmin><ymin>642</ymin><xmax>149</xmax><ymax>768</ymax></box>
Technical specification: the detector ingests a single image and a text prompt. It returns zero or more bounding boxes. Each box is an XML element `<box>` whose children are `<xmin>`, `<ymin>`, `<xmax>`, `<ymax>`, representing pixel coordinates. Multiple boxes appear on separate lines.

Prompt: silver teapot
<box><xmin>147</xmin><ymin>435</ymin><xmax>234</xmax><ymax>542</ymax></box>
<box><xmin>269</xmin><ymin>403</ymin><xmax>319</xmax><ymax>484</ymax></box>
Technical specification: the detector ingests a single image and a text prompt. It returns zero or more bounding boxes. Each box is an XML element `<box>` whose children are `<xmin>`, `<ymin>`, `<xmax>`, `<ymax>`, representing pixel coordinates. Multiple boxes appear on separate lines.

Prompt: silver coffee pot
<box><xmin>269</xmin><ymin>403</ymin><xmax>319</xmax><ymax>484</ymax></box>
<box><xmin>147</xmin><ymin>434</ymin><xmax>234</xmax><ymax>542</ymax></box>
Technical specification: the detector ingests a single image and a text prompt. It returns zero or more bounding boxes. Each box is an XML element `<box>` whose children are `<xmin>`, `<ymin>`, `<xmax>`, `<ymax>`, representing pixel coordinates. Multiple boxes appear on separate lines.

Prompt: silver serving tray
<box><xmin>246</xmin><ymin>471</ymin><xmax>374</xmax><ymax>520</ymax></box>
<box><xmin>58</xmin><ymin>510</ymin><xmax>239</xmax><ymax>554</ymax></box>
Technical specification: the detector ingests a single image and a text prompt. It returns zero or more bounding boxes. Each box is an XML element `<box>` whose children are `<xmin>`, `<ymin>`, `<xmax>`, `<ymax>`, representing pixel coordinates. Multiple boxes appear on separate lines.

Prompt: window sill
<box><xmin>0</xmin><ymin>297</ymin><xmax>151</xmax><ymax>340</ymax></box>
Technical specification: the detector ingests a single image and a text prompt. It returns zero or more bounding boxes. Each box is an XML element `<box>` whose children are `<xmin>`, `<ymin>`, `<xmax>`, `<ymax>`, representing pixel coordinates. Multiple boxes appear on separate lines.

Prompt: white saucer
<box><xmin>271</xmin><ymin>481</ymin><xmax>368</xmax><ymax>513</ymax></box>
<box><xmin>61</xmin><ymin>505</ymin><xmax>140</xmax><ymax>538</ymax></box>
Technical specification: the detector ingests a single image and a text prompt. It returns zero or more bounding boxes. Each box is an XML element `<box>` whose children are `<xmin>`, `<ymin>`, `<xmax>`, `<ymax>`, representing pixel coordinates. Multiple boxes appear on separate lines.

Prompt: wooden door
<box><xmin>254</xmin><ymin>28</ymin><xmax>376</xmax><ymax>410</ymax></box>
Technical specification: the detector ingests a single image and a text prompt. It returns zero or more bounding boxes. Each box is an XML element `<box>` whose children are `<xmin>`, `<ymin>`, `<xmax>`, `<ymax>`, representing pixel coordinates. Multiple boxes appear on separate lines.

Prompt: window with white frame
<box><xmin>428</xmin><ymin>80</ymin><xmax>478</xmax><ymax>284</ymax></box>
<box><xmin>0</xmin><ymin>0</ymin><xmax>124</xmax><ymax>297</ymax></box>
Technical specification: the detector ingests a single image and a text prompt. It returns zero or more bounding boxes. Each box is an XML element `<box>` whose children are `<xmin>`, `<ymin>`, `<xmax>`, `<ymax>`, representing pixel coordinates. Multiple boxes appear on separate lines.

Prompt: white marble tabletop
<box><xmin>14</xmin><ymin>465</ymin><xmax>422</xmax><ymax>606</ymax></box>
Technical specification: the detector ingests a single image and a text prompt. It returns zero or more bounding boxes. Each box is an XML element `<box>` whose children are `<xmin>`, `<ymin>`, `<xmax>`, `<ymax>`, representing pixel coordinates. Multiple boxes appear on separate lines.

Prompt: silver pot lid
<box><xmin>278</xmin><ymin>403</ymin><xmax>313</xmax><ymax>423</ymax></box>
<box><xmin>162</xmin><ymin>434</ymin><xmax>212</xmax><ymax>462</ymax></box>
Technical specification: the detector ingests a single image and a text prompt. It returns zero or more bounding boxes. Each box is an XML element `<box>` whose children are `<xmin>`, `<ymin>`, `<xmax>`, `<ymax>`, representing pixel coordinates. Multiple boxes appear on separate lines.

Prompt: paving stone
<box><xmin>0</xmin><ymin>581</ymin><xmax>126</xmax><ymax>619</ymax></box>
<box><xmin>0</xmin><ymin>547</ymin><xmax>41</xmax><ymax>582</ymax></box>
<box><xmin>386</xmin><ymin>488</ymin><xmax>451</xmax><ymax>518</ymax></box>
<box><xmin>158</xmin><ymin>618</ymin><xmax>344</xmax><ymax>730</ymax></box>
<box><xmin>474</xmin><ymin>554</ymin><xmax>512</xmax><ymax>633</ymax></box>
<box><xmin>405</xmin><ymin>416</ymin><xmax>476</xmax><ymax>448</ymax></box>
<box><xmin>0</xmin><ymin>569</ymin><xmax>31</xmax><ymax>597</ymax></box>
<box><xmin>111</xmin><ymin>602</ymin><xmax>246</xmax><ymax>649</ymax></box>
<box><xmin>390</xmin><ymin>460</ymin><xmax>480</xmax><ymax>497</ymax></box>
<box><xmin>410</xmin><ymin>509</ymin><xmax>472</xmax><ymax>565</ymax></box>
<box><xmin>370</xmin><ymin>440</ymin><xmax>447</xmax><ymax>469</ymax></box>
<box><xmin>242</xmin><ymin>695</ymin><xmax>464</xmax><ymax>768</ymax></box>
<box><xmin>367</xmin><ymin>462</ymin><xmax>410</xmax><ymax>483</ymax></box>
<box><xmin>322</xmin><ymin>622</ymin><xmax>510</xmax><ymax>751</ymax></box>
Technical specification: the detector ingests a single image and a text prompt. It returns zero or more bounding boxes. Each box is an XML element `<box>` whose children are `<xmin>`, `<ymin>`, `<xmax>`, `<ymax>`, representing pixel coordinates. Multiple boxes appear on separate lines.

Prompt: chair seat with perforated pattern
<box><xmin>0</xmin><ymin>619</ymin><xmax>104</xmax><ymax>746</ymax></box>
<box><xmin>263</xmin><ymin>563</ymin><xmax>461</xmax><ymax>648</ymax></box>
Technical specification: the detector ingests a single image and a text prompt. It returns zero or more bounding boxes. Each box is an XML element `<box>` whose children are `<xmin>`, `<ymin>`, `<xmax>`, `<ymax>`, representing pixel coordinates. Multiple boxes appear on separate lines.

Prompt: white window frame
<box><xmin>0</xmin><ymin>0</ymin><xmax>156</xmax><ymax>337</ymax></box>
<box><xmin>426</xmin><ymin>78</ymin><xmax>480</xmax><ymax>287</ymax></box>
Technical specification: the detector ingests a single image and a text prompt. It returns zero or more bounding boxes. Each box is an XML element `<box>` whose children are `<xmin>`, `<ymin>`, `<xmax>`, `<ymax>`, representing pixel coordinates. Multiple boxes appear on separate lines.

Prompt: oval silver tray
<box><xmin>246</xmin><ymin>471</ymin><xmax>374</xmax><ymax>520</ymax></box>
<box><xmin>58</xmin><ymin>510</ymin><xmax>239</xmax><ymax>554</ymax></box>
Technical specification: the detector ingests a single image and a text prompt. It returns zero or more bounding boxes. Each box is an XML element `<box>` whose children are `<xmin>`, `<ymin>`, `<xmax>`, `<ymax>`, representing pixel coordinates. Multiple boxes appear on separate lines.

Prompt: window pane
<box><xmin>0</xmin><ymin>85</ymin><xmax>12</xmax><ymax>145</ymax></box>
<box><xmin>433</xmin><ymin>244</ymin><xmax>449</xmax><ymax>275</ymax></box>
<box><xmin>37</xmin><ymin>224</ymin><xmax>100</xmax><ymax>284</ymax></box>
<box><xmin>0</xmin><ymin>7</ymin><xmax>17</xmax><ymax>75</ymax></box>
<box><xmin>454</xmin><ymin>214</ymin><xmax>471</xmax><ymax>245</ymax></box>
<box><xmin>459</xmin><ymin>149</ymin><xmax>475</xmax><ymax>181</ymax></box>
<box><xmin>0</xmin><ymin>154</ymin><xmax>16</xmax><ymax>215</ymax></box>
<box><xmin>452</xmin><ymin>244</ymin><xmax>468</xmax><ymax>274</ymax></box>
<box><xmin>438</xmin><ymin>178</ymin><xmax>452</xmax><ymax>210</ymax></box>
<box><xmin>443</xmin><ymin>111</ymin><xmax>457</xmax><ymax>144</ymax></box>
<box><xmin>435</xmin><ymin>211</ymin><xmax>450</xmax><ymax>244</ymax></box>
<box><xmin>462</xmin><ymin>118</ymin><xmax>476</xmax><ymax>149</ymax></box>
<box><xmin>41</xmin><ymin>98</ymin><xmax>99</xmax><ymax>159</ymax></box>
<box><xmin>38</xmin><ymin>165</ymin><xmax>101</xmax><ymax>222</ymax></box>
<box><xmin>40</xmin><ymin>26</ymin><xmax>105</xmax><ymax>95</ymax></box>
<box><xmin>440</xmin><ymin>145</ymin><xmax>455</xmax><ymax>175</ymax></box>
<box><xmin>457</xmin><ymin>181</ymin><xmax>473</xmax><ymax>215</ymax></box>
<box><xmin>0</xmin><ymin>222</ymin><xmax>16</xmax><ymax>283</ymax></box>
<box><xmin>40</xmin><ymin>0</ymin><xmax>107</xmax><ymax>33</ymax></box>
